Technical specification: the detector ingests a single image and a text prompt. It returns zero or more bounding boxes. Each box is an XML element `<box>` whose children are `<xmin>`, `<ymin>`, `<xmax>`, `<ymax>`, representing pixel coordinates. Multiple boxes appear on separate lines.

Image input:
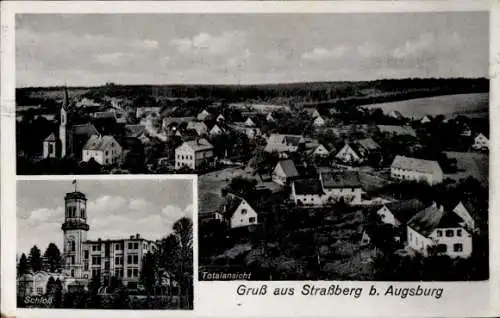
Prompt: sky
<box><xmin>17</xmin><ymin>178</ymin><xmax>194</xmax><ymax>256</ymax></box>
<box><xmin>16</xmin><ymin>12</ymin><xmax>488</xmax><ymax>87</ymax></box>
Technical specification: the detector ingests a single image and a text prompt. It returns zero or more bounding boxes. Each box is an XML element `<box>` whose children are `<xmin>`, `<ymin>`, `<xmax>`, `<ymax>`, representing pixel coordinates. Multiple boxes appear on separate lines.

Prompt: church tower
<box><xmin>59</xmin><ymin>87</ymin><xmax>69</xmax><ymax>158</ymax></box>
<box><xmin>61</xmin><ymin>180</ymin><xmax>89</xmax><ymax>278</ymax></box>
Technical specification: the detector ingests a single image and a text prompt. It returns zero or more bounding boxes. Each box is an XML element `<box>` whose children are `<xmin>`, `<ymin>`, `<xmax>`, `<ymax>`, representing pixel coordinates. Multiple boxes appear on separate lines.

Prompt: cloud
<box><xmin>226</xmin><ymin>49</ymin><xmax>252</xmax><ymax>69</ymax></box>
<box><xmin>133</xmin><ymin>39</ymin><xmax>159</xmax><ymax>50</ymax></box>
<box><xmin>93</xmin><ymin>52</ymin><xmax>134</xmax><ymax>66</ymax></box>
<box><xmin>169</xmin><ymin>31</ymin><xmax>246</xmax><ymax>56</ymax></box>
<box><xmin>87</xmin><ymin>195</ymin><xmax>128</xmax><ymax>214</ymax></box>
<box><xmin>301</xmin><ymin>46</ymin><xmax>349</xmax><ymax>61</ymax></box>
<box><xmin>160</xmin><ymin>56</ymin><xmax>171</xmax><ymax>67</ymax></box>
<box><xmin>391</xmin><ymin>33</ymin><xmax>435</xmax><ymax>59</ymax></box>
<box><xmin>27</xmin><ymin>207</ymin><xmax>64</xmax><ymax>222</ymax></box>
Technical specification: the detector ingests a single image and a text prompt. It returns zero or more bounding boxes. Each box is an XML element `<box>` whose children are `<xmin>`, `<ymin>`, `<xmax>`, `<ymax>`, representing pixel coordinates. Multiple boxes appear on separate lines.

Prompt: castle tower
<box><xmin>59</xmin><ymin>87</ymin><xmax>69</xmax><ymax>157</ymax></box>
<box><xmin>61</xmin><ymin>180</ymin><xmax>89</xmax><ymax>278</ymax></box>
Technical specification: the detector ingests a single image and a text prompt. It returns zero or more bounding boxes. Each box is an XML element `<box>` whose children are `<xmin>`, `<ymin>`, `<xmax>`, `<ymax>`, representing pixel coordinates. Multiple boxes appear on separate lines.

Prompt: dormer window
<box><xmin>241</xmin><ymin>209</ymin><xmax>247</xmax><ymax>215</ymax></box>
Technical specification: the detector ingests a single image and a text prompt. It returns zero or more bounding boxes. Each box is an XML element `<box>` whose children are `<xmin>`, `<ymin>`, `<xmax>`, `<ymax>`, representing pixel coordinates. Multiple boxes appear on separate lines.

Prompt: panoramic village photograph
<box><xmin>16</xmin><ymin>178</ymin><xmax>194</xmax><ymax>309</ymax></box>
<box><xmin>16</xmin><ymin>12</ymin><xmax>489</xmax><ymax>281</ymax></box>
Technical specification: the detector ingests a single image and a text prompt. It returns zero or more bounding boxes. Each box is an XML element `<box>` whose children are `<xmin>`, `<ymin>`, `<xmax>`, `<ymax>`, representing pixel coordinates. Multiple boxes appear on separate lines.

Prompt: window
<box><xmin>249</xmin><ymin>217</ymin><xmax>256</xmax><ymax>223</ymax></box>
<box><xmin>71</xmin><ymin>241</ymin><xmax>76</xmax><ymax>252</ymax></box>
<box><xmin>92</xmin><ymin>269</ymin><xmax>100</xmax><ymax>277</ymax></box>
<box><xmin>81</xmin><ymin>207</ymin><xmax>85</xmax><ymax>218</ymax></box>
<box><xmin>453</xmin><ymin>243</ymin><xmax>463</xmax><ymax>252</ymax></box>
<box><xmin>436</xmin><ymin>244</ymin><xmax>447</xmax><ymax>253</ymax></box>
<box><xmin>37</xmin><ymin>287</ymin><xmax>44</xmax><ymax>294</ymax></box>
<box><xmin>105</xmin><ymin>151</ymin><xmax>109</xmax><ymax>156</ymax></box>
<box><xmin>84</xmin><ymin>262</ymin><xmax>89</xmax><ymax>271</ymax></box>
<box><xmin>133</xmin><ymin>268</ymin><xmax>139</xmax><ymax>277</ymax></box>
<box><xmin>457</xmin><ymin>229</ymin><xmax>462</xmax><ymax>237</ymax></box>
<box><xmin>241</xmin><ymin>209</ymin><xmax>247</xmax><ymax>215</ymax></box>
<box><xmin>436</xmin><ymin>230</ymin><xmax>443</xmax><ymax>237</ymax></box>
<box><xmin>127</xmin><ymin>268</ymin><xmax>132</xmax><ymax>278</ymax></box>
<box><xmin>105</xmin><ymin>261</ymin><xmax>110</xmax><ymax>270</ymax></box>
<box><xmin>92</xmin><ymin>245</ymin><xmax>101</xmax><ymax>252</ymax></box>
<box><xmin>127</xmin><ymin>255</ymin><xmax>132</xmax><ymax>264</ymax></box>
<box><xmin>92</xmin><ymin>256</ymin><xmax>101</xmax><ymax>265</ymax></box>
<box><xmin>133</xmin><ymin>255</ymin><xmax>139</xmax><ymax>264</ymax></box>
<box><xmin>70</xmin><ymin>270</ymin><xmax>74</xmax><ymax>277</ymax></box>
<box><xmin>445</xmin><ymin>230</ymin><xmax>454</xmax><ymax>237</ymax></box>
<box><xmin>115</xmin><ymin>269</ymin><xmax>123</xmax><ymax>277</ymax></box>
<box><xmin>134</xmin><ymin>243</ymin><xmax>139</xmax><ymax>249</ymax></box>
<box><xmin>115</xmin><ymin>243</ymin><xmax>121</xmax><ymax>250</ymax></box>
<box><xmin>71</xmin><ymin>256</ymin><xmax>75</xmax><ymax>264</ymax></box>
<box><xmin>84</xmin><ymin>250</ymin><xmax>89</xmax><ymax>259</ymax></box>
<box><xmin>48</xmin><ymin>143</ymin><xmax>54</xmax><ymax>154</ymax></box>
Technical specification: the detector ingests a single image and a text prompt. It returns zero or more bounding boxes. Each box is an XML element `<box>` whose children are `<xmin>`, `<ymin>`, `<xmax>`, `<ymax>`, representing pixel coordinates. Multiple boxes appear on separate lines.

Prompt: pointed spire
<box><xmin>62</xmin><ymin>85</ymin><xmax>69</xmax><ymax>110</ymax></box>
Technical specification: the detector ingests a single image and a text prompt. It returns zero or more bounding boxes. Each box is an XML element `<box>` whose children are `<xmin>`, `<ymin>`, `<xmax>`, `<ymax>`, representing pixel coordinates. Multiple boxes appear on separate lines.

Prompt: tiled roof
<box><xmin>407</xmin><ymin>204</ymin><xmax>464</xmax><ymax>236</ymax></box>
<box><xmin>219</xmin><ymin>193</ymin><xmax>244</xmax><ymax>218</ymax></box>
<box><xmin>183</xmin><ymin>138</ymin><xmax>214</xmax><ymax>151</ymax></box>
<box><xmin>357</xmin><ymin>138</ymin><xmax>380</xmax><ymax>151</ymax></box>
<box><xmin>383</xmin><ymin>198</ymin><xmax>426</xmax><ymax>224</ymax></box>
<box><xmin>72</xmin><ymin>123</ymin><xmax>99</xmax><ymax>136</ymax></box>
<box><xmin>293</xmin><ymin>178</ymin><xmax>324</xmax><ymax>195</ymax></box>
<box><xmin>276</xmin><ymin>159</ymin><xmax>299</xmax><ymax>178</ymax></box>
<box><xmin>124</xmin><ymin>125</ymin><xmax>147</xmax><ymax>138</ymax></box>
<box><xmin>321</xmin><ymin>171</ymin><xmax>361</xmax><ymax>188</ymax></box>
<box><xmin>391</xmin><ymin>155</ymin><xmax>442</xmax><ymax>175</ymax></box>
<box><xmin>83</xmin><ymin>135</ymin><xmax>118</xmax><ymax>151</ymax></box>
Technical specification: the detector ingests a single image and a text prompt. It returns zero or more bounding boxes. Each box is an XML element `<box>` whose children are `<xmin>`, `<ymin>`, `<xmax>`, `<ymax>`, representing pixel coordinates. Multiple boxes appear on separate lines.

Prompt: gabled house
<box><xmin>229</xmin><ymin>123</ymin><xmax>262</xmax><ymax>139</ymax></box>
<box><xmin>320</xmin><ymin>171</ymin><xmax>362</xmax><ymax>204</ymax></box>
<box><xmin>307</xmin><ymin>144</ymin><xmax>330</xmax><ymax>158</ymax></box>
<box><xmin>209</xmin><ymin>124</ymin><xmax>225</xmax><ymax>136</ymax></box>
<box><xmin>420</xmin><ymin>115</ymin><xmax>432</xmax><ymax>124</ymax></box>
<box><xmin>174</xmin><ymin>138</ymin><xmax>214</xmax><ymax>170</ymax></box>
<box><xmin>472</xmin><ymin>133</ymin><xmax>488</xmax><ymax>150</ymax></box>
<box><xmin>186</xmin><ymin>121</ymin><xmax>208</xmax><ymax>136</ymax></box>
<box><xmin>376</xmin><ymin>198</ymin><xmax>425</xmax><ymax>227</ymax></box>
<box><xmin>390</xmin><ymin>155</ymin><xmax>443</xmax><ymax>185</ymax></box>
<box><xmin>407</xmin><ymin>202</ymin><xmax>472</xmax><ymax>258</ymax></box>
<box><xmin>266</xmin><ymin>113</ymin><xmax>275</xmax><ymax>122</ymax></box>
<box><xmin>335</xmin><ymin>143</ymin><xmax>363</xmax><ymax>164</ymax></box>
<box><xmin>197</xmin><ymin>109</ymin><xmax>212</xmax><ymax>121</ymax></box>
<box><xmin>43</xmin><ymin>133</ymin><xmax>59</xmax><ymax>158</ymax></box>
<box><xmin>216</xmin><ymin>114</ymin><xmax>225</xmax><ymax>123</ymax></box>
<box><xmin>304</xmin><ymin>107</ymin><xmax>321</xmax><ymax>119</ymax></box>
<box><xmin>82</xmin><ymin>135</ymin><xmax>122</xmax><ymax>166</ymax></box>
<box><xmin>244</xmin><ymin>117</ymin><xmax>256</xmax><ymax>127</ymax></box>
<box><xmin>451</xmin><ymin>201</ymin><xmax>476</xmax><ymax>232</ymax></box>
<box><xmin>264</xmin><ymin>134</ymin><xmax>305</xmax><ymax>153</ymax></box>
<box><xmin>272</xmin><ymin>159</ymin><xmax>300</xmax><ymax>185</ymax></box>
<box><xmin>124</xmin><ymin>124</ymin><xmax>150</xmax><ymax>145</ymax></box>
<box><xmin>290</xmin><ymin>178</ymin><xmax>325</xmax><ymax>205</ymax></box>
<box><xmin>217</xmin><ymin>194</ymin><xmax>258</xmax><ymax>229</ymax></box>
<box><xmin>313</xmin><ymin>115</ymin><xmax>326</xmax><ymax>127</ymax></box>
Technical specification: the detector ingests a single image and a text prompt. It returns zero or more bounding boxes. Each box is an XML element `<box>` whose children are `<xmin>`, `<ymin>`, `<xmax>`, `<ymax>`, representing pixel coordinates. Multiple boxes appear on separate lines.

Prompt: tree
<box><xmin>46</xmin><ymin>276</ymin><xmax>57</xmax><ymax>295</ymax></box>
<box><xmin>140</xmin><ymin>252</ymin><xmax>158</xmax><ymax>295</ymax></box>
<box><xmin>17</xmin><ymin>253</ymin><xmax>29</xmax><ymax>277</ymax></box>
<box><xmin>43</xmin><ymin>243</ymin><xmax>62</xmax><ymax>272</ymax></box>
<box><xmin>29</xmin><ymin>245</ymin><xmax>43</xmax><ymax>272</ymax></box>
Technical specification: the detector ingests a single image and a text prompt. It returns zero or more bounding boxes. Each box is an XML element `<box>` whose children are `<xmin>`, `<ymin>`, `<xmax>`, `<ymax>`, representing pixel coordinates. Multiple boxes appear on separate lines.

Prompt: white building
<box><xmin>82</xmin><ymin>135</ymin><xmax>122</xmax><ymax>166</ymax></box>
<box><xmin>452</xmin><ymin>201</ymin><xmax>476</xmax><ymax>232</ymax></box>
<box><xmin>197</xmin><ymin>109</ymin><xmax>211</xmax><ymax>121</ymax></box>
<box><xmin>319</xmin><ymin>171</ymin><xmax>362</xmax><ymax>204</ymax></box>
<box><xmin>407</xmin><ymin>202</ymin><xmax>472</xmax><ymax>258</ymax></box>
<box><xmin>313</xmin><ymin>115</ymin><xmax>326</xmax><ymax>127</ymax></box>
<box><xmin>43</xmin><ymin>133</ymin><xmax>59</xmax><ymax>158</ymax></box>
<box><xmin>375</xmin><ymin>199</ymin><xmax>425</xmax><ymax>227</ymax></box>
<box><xmin>209</xmin><ymin>124</ymin><xmax>225</xmax><ymax>136</ymax></box>
<box><xmin>272</xmin><ymin>159</ymin><xmax>300</xmax><ymax>185</ymax></box>
<box><xmin>472</xmin><ymin>133</ymin><xmax>489</xmax><ymax>150</ymax></box>
<box><xmin>290</xmin><ymin>179</ymin><xmax>325</xmax><ymax>205</ymax></box>
<box><xmin>174</xmin><ymin>138</ymin><xmax>214</xmax><ymax>170</ymax></box>
<box><xmin>335</xmin><ymin>143</ymin><xmax>363</xmax><ymax>164</ymax></box>
<box><xmin>217</xmin><ymin>194</ymin><xmax>258</xmax><ymax>228</ymax></box>
<box><xmin>390</xmin><ymin>155</ymin><xmax>443</xmax><ymax>185</ymax></box>
<box><xmin>309</xmin><ymin>144</ymin><xmax>330</xmax><ymax>158</ymax></box>
<box><xmin>244</xmin><ymin>117</ymin><xmax>256</xmax><ymax>127</ymax></box>
<box><xmin>186</xmin><ymin>121</ymin><xmax>208</xmax><ymax>136</ymax></box>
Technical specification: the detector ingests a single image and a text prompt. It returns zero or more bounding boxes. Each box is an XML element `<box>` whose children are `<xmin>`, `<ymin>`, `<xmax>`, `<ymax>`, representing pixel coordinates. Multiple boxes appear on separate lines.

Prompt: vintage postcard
<box><xmin>1</xmin><ymin>0</ymin><xmax>499</xmax><ymax>317</ymax></box>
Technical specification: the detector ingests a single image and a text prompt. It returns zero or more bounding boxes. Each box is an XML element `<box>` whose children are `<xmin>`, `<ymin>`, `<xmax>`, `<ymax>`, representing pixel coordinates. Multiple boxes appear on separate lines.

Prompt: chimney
<box><xmin>130</xmin><ymin>235</ymin><xmax>134</xmax><ymax>240</ymax></box>
<box><xmin>431</xmin><ymin>201</ymin><xmax>437</xmax><ymax>208</ymax></box>
<box><xmin>136</xmin><ymin>233</ymin><xmax>140</xmax><ymax>239</ymax></box>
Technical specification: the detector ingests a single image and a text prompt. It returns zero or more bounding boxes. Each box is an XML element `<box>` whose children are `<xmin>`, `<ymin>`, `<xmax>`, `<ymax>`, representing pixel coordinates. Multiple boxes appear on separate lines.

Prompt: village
<box><xmin>16</xmin><ymin>83</ymin><xmax>489</xmax><ymax>280</ymax></box>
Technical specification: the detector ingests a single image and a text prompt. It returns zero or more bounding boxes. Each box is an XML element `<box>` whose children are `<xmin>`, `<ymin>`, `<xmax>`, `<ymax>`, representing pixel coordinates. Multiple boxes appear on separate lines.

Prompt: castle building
<box><xmin>61</xmin><ymin>182</ymin><xmax>157</xmax><ymax>288</ymax></box>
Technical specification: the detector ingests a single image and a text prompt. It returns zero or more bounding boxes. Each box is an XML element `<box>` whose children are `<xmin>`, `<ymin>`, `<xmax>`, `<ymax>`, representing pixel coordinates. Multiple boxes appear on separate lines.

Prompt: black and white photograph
<box><xmin>12</xmin><ymin>11</ymin><xmax>490</xmax><ymax>281</ymax></box>
<box><xmin>16</xmin><ymin>177</ymin><xmax>194</xmax><ymax>309</ymax></box>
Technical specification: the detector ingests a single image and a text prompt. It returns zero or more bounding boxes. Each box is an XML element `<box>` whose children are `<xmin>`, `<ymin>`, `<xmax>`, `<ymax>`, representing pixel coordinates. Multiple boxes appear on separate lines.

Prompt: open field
<box><xmin>445</xmin><ymin>151</ymin><xmax>489</xmax><ymax>186</ymax></box>
<box><xmin>362</xmin><ymin>93</ymin><xmax>488</xmax><ymax>119</ymax></box>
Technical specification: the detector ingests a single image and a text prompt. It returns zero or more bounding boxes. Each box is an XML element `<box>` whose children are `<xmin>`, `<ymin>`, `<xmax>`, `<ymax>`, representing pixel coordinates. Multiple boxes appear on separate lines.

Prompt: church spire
<box><xmin>62</xmin><ymin>85</ymin><xmax>69</xmax><ymax>110</ymax></box>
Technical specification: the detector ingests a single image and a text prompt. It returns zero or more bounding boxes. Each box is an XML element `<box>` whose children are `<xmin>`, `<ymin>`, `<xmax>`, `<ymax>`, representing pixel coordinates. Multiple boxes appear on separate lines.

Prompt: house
<box><xmin>216</xmin><ymin>114</ymin><xmax>225</xmax><ymax>123</ymax></box>
<box><xmin>451</xmin><ymin>201</ymin><xmax>476</xmax><ymax>232</ymax></box>
<box><xmin>304</xmin><ymin>107</ymin><xmax>321</xmax><ymax>119</ymax></box>
<box><xmin>197</xmin><ymin>109</ymin><xmax>212</xmax><ymax>121</ymax></box>
<box><xmin>376</xmin><ymin>198</ymin><xmax>425</xmax><ymax>227</ymax></box>
<box><xmin>359</xmin><ymin>230</ymin><xmax>371</xmax><ymax>246</ymax></box>
<box><xmin>217</xmin><ymin>194</ymin><xmax>258</xmax><ymax>229</ymax></box>
<box><xmin>82</xmin><ymin>135</ymin><xmax>122</xmax><ymax>166</ymax></box>
<box><xmin>390</xmin><ymin>155</ymin><xmax>443</xmax><ymax>185</ymax></box>
<box><xmin>320</xmin><ymin>170</ymin><xmax>362</xmax><ymax>204</ymax></box>
<box><xmin>244</xmin><ymin>117</ymin><xmax>256</xmax><ymax>127</ymax></box>
<box><xmin>407</xmin><ymin>202</ymin><xmax>472</xmax><ymax>258</ymax></box>
<box><xmin>389</xmin><ymin>111</ymin><xmax>404</xmax><ymax>120</ymax></box>
<box><xmin>76</xmin><ymin>97</ymin><xmax>101</xmax><ymax>108</ymax></box>
<box><xmin>308</xmin><ymin>144</ymin><xmax>330</xmax><ymax>158</ymax></box>
<box><xmin>43</xmin><ymin>133</ymin><xmax>59</xmax><ymax>158</ymax></box>
<box><xmin>209</xmin><ymin>124</ymin><xmax>225</xmax><ymax>136</ymax></box>
<box><xmin>272</xmin><ymin>159</ymin><xmax>300</xmax><ymax>185</ymax></box>
<box><xmin>136</xmin><ymin>106</ymin><xmax>161</xmax><ymax>119</ymax></box>
<box><xmin>335</xmin><ymin>143</ymin><xmax>363</xmax><ymax>164</ymax></box>
<box><xmin>162</xmin><ymin>117</ymin><xmax>196</xmax><ymax>131</ymax></box>
<box><xmin>420</xmin><ymin>115</ymin><xmax>432</xmax><ymax>124</ymax></box>
<box><xmin>264</xmin><ymin>134</ymin><xmax>305</xmax><ymax>153</ymax></box>
<box><xmin>290</xmin><ymin>178</ymin><xmax>325</xmax><ymax>205</ymax></box>
<box><xmin>472</xmin><ymin>133</ymin><xmax>488</xmax><ymax>150</ymax></box>
<box><xmin>229</xmin><ymin>123</ymin><xmax>262</xmax><ymax>139</ymax></box>
<box><xmin>174</xmin><ymin>138</ymin><xmax>214</xmax><ymax>170</ymax></box>
<box><xmin>186</xmin><ymin>121</ymin><xmax>208</xmax><ymax>136</ymax></box>
<box><xmin>376</xmin><ymin>125</ymin><xmax>416</xmax><ymax>137</ymax></box>
<box><xmin>313</xmin><ymin>115</ymin><xmax>326</xmax><ymax>127</ymax></box>
<box><xmin>266</xmin><ymin>113</ymin><xmax>275</xmax><ymax>122</ymax></box>
<box><xmin>124</xmin><ymin>124</ymin><xmax>150</xmax><ymax>145</ymax></box>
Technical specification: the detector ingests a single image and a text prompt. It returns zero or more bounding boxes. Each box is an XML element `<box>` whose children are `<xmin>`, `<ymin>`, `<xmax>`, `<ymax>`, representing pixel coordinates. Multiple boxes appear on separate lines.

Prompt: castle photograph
<box><xmin>16</xmin><ymin>177</ymin><xmax>195</xmax><ymax>309</ymax></box>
